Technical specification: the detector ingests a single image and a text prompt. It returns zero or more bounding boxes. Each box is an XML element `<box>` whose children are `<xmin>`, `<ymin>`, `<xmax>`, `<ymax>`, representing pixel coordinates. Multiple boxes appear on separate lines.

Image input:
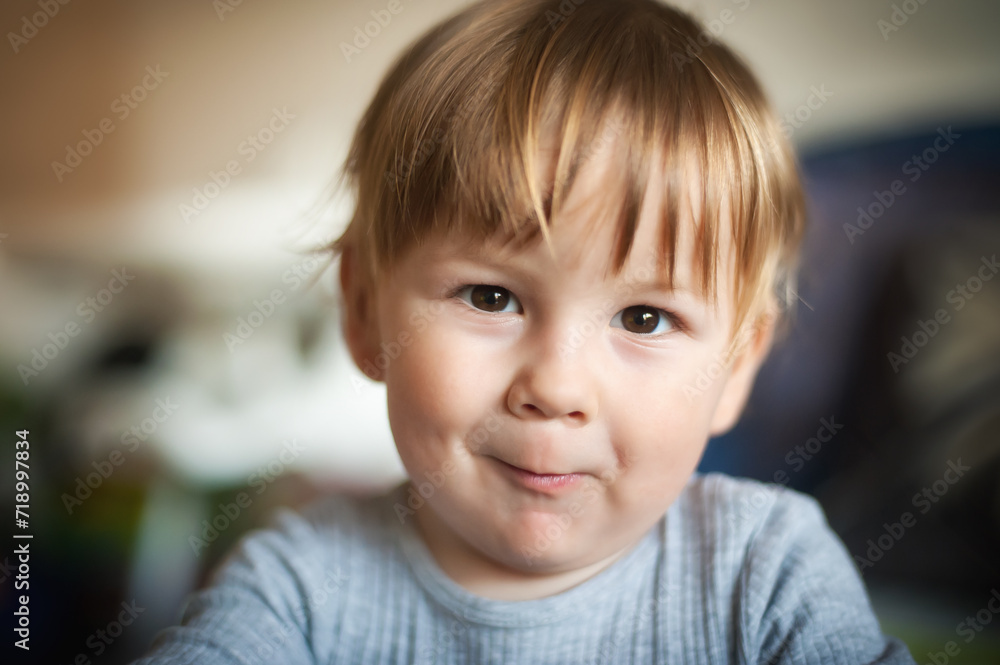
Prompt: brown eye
<box><xmin>614</xmin><ymin>306</ymin><xmax>671</xmax><ymax>335</ymax></box>
<box><xmin>468</xmin><ymin>285</ymin><xmax>515</xmax><ymax>312</ymax></box>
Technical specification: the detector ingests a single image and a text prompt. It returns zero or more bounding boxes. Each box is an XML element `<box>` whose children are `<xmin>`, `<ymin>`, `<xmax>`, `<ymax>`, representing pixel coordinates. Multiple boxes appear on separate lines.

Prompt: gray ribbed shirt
<box><xmin>132</xmin><ymin>473</ymin><xmax>915</xmax><ymax>664</ymax></box>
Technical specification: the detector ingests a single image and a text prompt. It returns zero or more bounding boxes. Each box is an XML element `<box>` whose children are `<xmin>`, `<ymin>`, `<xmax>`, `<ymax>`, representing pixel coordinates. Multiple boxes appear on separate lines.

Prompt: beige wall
<box><xmin>1</xmin><ymin>0</ymin><xmax>998</xmax><ymax>264</ymax></box>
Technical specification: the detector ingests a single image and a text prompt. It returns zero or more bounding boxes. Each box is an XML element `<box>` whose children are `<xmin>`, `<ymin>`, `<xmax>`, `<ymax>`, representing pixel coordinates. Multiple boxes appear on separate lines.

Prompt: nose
<box><xmin>506</xmin><ymin>328</ymin><xmax>598</xmax><ymax>426</ymax></box>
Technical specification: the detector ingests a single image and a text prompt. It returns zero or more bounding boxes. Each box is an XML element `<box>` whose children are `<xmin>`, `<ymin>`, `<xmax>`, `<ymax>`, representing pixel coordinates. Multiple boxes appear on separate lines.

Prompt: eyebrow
<box><xmin>439</xmin><ymin>247</ymin><xmax>700</xmax><ymax>300</ymax></box>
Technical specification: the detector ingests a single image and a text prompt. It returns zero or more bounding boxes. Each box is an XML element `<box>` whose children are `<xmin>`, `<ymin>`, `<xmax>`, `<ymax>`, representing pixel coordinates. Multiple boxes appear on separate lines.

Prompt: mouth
<box><xmin>492</xmin><ymin>457</ymin><xmax>585</xmax><ymax>494</ymax></box>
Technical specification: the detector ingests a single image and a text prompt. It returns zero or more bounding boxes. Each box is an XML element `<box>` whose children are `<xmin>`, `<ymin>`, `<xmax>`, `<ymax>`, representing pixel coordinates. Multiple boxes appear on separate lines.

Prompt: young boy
<box><xmin>135</xmin><ymin>0</ymin><xmax>916</xmax><ymax>662</ymax></box>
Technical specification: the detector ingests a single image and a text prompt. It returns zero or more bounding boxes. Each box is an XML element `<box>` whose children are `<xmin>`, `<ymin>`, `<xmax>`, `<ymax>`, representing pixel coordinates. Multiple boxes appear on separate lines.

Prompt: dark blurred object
<box><xmin>820</xmin><ymin>223</ymin><xmax>1000</xmax><ymax>593</ymax></box>
<box><xmin>701</xmin><ymin>124</ymin><xmax>1000</xmax><ymax>598</ymax></box>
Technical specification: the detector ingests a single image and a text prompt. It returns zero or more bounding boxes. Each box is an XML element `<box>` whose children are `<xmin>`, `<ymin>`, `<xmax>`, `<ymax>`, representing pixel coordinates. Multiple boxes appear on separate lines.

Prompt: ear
<box><xmin>708</xmin><ymin>310</ymin><xmax>777</xmax><ymax>436</ymax></box>
<box><xmin>338</xmin><ymin>244</ymin><xmax>384</xmax><ymax>382</ymax></box>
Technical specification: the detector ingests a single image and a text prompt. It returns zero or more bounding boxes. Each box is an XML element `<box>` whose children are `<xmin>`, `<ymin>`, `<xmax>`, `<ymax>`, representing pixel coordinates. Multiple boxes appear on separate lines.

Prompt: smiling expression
<box><xmin>341</xmin><ymin>139</ymin><xmax>774</xmax><ymax>598</ymax></box>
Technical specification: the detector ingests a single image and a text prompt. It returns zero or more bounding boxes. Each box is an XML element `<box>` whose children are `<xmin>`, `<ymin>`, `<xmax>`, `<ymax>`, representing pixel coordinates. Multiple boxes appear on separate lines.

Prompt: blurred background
<box><xmin>0</xmin><ymin>0</ymin><xmax>998</xmax><ymax>662</ymax></box>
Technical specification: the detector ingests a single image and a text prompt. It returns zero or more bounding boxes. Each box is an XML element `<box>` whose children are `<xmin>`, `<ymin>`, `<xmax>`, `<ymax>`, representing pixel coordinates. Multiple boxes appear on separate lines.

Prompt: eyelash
<box><xmin>449</xmin><ymin>284</ymin><xmax>686</xmax><ymax>336</ymax></box>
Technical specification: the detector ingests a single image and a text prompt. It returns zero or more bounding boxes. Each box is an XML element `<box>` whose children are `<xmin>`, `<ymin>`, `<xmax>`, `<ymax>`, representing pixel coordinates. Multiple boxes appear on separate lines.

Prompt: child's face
<box><xmin>344</xmin><ymin>145</ymin><xmax>773</xmax><ymax>589</ymax></box>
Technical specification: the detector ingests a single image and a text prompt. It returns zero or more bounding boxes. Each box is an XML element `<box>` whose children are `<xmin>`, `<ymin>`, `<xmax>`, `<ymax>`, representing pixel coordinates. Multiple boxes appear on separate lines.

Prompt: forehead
<box><xmin>480</xmin><ymin>121</ymin><xmax>735</xmax><ymax>299</ymax></box>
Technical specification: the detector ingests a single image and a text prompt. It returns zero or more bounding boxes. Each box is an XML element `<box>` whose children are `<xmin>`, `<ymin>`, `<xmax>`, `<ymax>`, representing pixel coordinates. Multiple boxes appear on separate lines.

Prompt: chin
<box><xmin>486</xmin><ymin>524</ymin><xmax>586</xmax><ymax>573</ymax></box>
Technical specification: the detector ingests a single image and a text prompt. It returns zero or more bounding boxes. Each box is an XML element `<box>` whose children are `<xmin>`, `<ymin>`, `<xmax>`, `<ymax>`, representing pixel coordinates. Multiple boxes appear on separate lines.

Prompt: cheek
<box><xmin>602</xmin><ymin>362</ymin><xmax>721</xmax><ymax>503</ymax></box>
<box><xmin>383</xmin><ymin>320</ymin><xmax>500</xmax><ymax>466</ymax></box>
<box><xmin>611</xmin><ymin>357</ymin><xmax>722</xmax><ymax>447</ymax></box>
<box><xmin>615</xmin><ymin>401</ymin><xmax>706</xmax><ymax>479</ymax></box>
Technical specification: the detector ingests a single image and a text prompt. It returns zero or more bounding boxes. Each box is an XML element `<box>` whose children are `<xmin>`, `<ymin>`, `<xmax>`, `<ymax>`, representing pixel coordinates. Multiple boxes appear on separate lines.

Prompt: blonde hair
<box><xmin>328</xmin><ymin>0</ymin><xmax>806</xmax><ymax>335</ymax></box>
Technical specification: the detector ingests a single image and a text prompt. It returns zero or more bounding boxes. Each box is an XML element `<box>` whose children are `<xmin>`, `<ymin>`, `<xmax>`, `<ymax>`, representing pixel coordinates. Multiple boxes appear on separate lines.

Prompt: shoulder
<box><xmin>668</xmin><ymin>472</ymin><xmax>824</xmax><ymax>558</ymax></box>
<box><xmin>294</xmin><ymin>483</ymin><xmax>402</xmax><ymax>546</ymax></box>
<box><xmin>667</xmin><ymin>473</ymin><xmax>914</xmax><ymax>664</ymax></box>
<box><xmin>670</xmin><ymin>471</ymin><xmax>863</xmax><ymax>610</ymax></box>
<box><xmin>224</xmin><ymin>485</ymin><xmax>386</xmax><ymax>549</ymax></box>
<box><xmin>131</xmin><ymin>487</ymin><xmax>409</xmax><ymax>663</ymax></box>
<box><xmin>662</xmin><ymin>473</ymin><xmax>830</xmax><ymax>607</ymax></box>
<box><xmin>208</xmin><ymin>484</ymin><xmax>405</xmax><ymax>600</ymax></box>
<box><xmin>678</xmin><ymin>473</ymin><xmax>852</xmax><ymax>590</ymax></box>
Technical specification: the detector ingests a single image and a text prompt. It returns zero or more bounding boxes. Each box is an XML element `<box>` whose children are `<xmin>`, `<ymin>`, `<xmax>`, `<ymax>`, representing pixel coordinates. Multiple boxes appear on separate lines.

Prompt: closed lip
<box><xmin>492</xmin><ymin>457</ymin><xmax>585</xmax><ymax>492</ymax></box>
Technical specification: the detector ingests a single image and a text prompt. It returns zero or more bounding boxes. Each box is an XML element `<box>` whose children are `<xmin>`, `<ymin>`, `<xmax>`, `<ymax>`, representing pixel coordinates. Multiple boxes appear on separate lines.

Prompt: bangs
<box><xmin>332</xmin><ymin>0</ymin><xmax>805</xmax><ymax>333</ymax></box>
